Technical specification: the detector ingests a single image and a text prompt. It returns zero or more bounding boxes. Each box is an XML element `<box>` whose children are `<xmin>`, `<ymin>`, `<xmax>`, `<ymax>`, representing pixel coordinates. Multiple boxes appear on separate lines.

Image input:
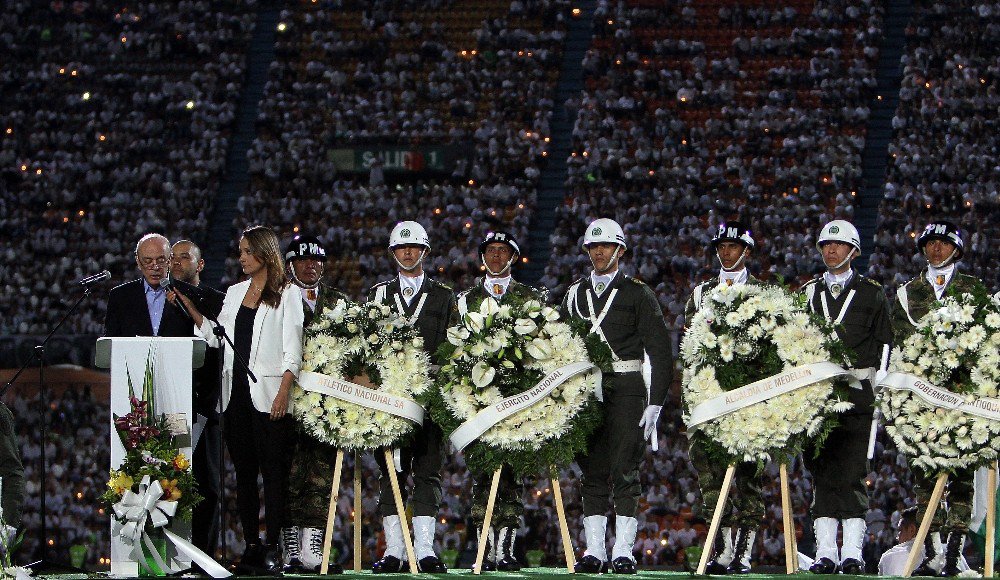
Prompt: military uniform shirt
<box><xmin>367</xmin><ymin>276</ymin><xmax>457</xmax><ymax>357</ymax></box>
<box><xmin>892</xmin><ymin>269</ymin><xmax>988</xmax><ymax>341</ymax></box>
<box><xmin>561</xmin><ymin>272</ymin><xmax>673</xmax><ymax>404</ymax></box>
<box><xmin>801</xmin><ymin>269</ymin><xmax>893</xmax><ymax>414</ymax></box>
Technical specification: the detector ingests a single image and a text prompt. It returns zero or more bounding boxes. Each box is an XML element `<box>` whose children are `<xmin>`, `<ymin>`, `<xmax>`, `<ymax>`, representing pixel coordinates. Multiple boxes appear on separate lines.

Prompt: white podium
<box><xmin>96</xmin><ymin>337</ymin><xmax>206</xmax><ymax>576</ymax></box>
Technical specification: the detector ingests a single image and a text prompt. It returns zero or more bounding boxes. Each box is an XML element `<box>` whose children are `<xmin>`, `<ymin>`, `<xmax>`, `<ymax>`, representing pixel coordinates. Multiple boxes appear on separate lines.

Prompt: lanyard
<box><xmin>585</xmin><ymin>288</ymin><xmax>621</xmax><ymax>361</ymax></box>
<box><xmin>394</xmin><ymin>292</ymin><xmax>428</xmax><ymax>326</ymax></box>
<box><xmin>820</xmin><ymin>288</ymin><xmax>856</xmax><ymax>325</ymax></box>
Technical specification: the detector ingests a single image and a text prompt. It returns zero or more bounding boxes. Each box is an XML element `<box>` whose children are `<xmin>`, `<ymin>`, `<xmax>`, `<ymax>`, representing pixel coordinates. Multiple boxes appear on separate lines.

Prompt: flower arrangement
<box><xmin>101</xmin><ymin>355</ymin><xmax>201</xmax><ymax>522</ymax></box>
<box><xmin>291</xmin><ymin>298</ymin><xmax>432</xmax><ymax>450</ymax></box>
<box><xmin>680</xmin><ymin>283</ymin><xmax>853</xmax><ymax>464</ymax></box>
<box><xmin>0</xmin><ymin>481</ymin><xmax>28</xmax><ymax>580</ymax></box>
<box><xmin>429</xmin><ymin>292</ymin><xmax>611</xmax><ymax>476</ymax></box>
<box><xmin>880</xmin><ymin>290</ymin><xmax>1000</xmax><ymax>473</ymax></box>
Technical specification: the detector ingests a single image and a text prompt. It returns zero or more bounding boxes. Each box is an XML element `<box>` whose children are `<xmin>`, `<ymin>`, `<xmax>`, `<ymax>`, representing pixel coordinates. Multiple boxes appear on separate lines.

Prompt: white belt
<box><xmin>611</xmin><ymin>360</ymin><xmax>642</xmax><ymax>373</ymax></box>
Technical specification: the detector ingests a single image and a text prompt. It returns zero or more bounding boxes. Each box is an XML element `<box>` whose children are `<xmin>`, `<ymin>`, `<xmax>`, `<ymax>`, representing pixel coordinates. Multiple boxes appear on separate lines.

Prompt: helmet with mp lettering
<box><xmin>284</xmin><ymin>234</ymin><xmax>327</xmax><ymax>262</ymax></box>
<box><xmin>388</xmin><ymin>221</ymin><xmax>430</xmax><ymax>250</ymax></box>
<box><xmin>710</xmin><ymin>220</ymin><xmax>755</xmax><ymax>249</ymax></box>
<box><xmin>582</xmin><ymin>218</ymin><xmax>627</xmax><ymax>250</ymax></box>
<box><xmin>479</xmin><ymin>231</ymin><xmax>520</xmax><ymax>276</ymax></box>
<box><xmin>917</xmin><ymin>221</ymin><xmax>964</xmax><ymax>260</ymax></box>
<box><xmin>816</xmin><ymin>220</ymin><xmax>861</xmax><ymax>254</ymax></box>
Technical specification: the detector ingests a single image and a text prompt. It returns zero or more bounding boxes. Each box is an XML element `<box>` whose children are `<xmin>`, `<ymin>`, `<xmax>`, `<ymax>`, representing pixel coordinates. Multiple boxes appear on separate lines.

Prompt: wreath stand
<box><xmin>471</xmin><ymin>465</ymin><xmax>577</xmax><ymax>574</ymax></box>
<box><xmin>901</xmin><ymin>462</ymin><xmax>998</xmax><ymax>578</ymax></box>
<box><xmin>317</xmin><ymin>448</ymin><xmax>420</xmax><ymax>574</ymax></box>
<box><xmin>696</xmin><ymin>463</ymin><xmax>799</xmax><ymax>575</ymax></box>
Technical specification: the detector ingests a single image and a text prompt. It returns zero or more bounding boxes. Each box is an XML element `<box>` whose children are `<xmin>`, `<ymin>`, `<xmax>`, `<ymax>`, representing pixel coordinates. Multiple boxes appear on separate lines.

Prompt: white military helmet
<box><xmin>582</xmin><ymin>218</ymin><xmax>627</xmax><ymax>250</ymax></box>
<box><xmin>388</xmin><ymin>221</ymin><xmax>430</xmax><ymax>250</ymax></box>
<box><xmin>816</xmin><ymin>220</ymin><xmax>861</xmax><ymax>254</ymax></box>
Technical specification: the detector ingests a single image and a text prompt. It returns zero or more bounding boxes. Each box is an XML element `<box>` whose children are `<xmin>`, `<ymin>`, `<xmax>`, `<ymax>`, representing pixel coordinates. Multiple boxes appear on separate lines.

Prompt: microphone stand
<box><xmin>3</xmin><ymin>287</ymin><xmax>94</xmax><ymax>573</ymax></box>
<box><xmin>201</xmin><ymin>312</ymin><xmax>256</xmax><ymax>572</ymax></box>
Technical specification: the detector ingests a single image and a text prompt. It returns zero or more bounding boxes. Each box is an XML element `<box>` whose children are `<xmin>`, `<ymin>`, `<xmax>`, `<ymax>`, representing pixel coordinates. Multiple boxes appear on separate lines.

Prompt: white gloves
<box><xmin>638</xmin><ymin>405</ymin><xmax>662</xmax><ymax>451</ymax></box>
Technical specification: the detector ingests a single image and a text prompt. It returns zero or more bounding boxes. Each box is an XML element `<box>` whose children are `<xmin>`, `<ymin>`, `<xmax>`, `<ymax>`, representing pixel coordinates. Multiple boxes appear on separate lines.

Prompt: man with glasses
<box><xmin>104</xmin><ymin>233</ymin><xmax>196</xmax><ymax>338</ymax></box>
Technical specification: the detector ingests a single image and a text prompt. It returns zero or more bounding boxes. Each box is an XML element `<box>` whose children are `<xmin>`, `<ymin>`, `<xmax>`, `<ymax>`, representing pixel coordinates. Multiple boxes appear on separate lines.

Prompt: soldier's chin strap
<box><xmin>288</xmin><ymin>264</ymin><xmax>321</xmax><ymax>290</ymax></box>
<box><xmin>928</xmin><ymin>248</ymin><xmax>959</xmax><ymax>269</ymax></box>
<box><xmin>717</xmin><ymin>246</ymin><xmax>749</xmax><ymax>272</ymax></box>
<box><xmin>827</xmin><ymin>248</ymin><xmax>857</xmax><ymax>272</ymax></box>
<box><xmin>482</xmin><ymin>255</ymin><xmax>515</xmax><ymax>278</ymax></box>
<box><xmin>392</xmin><ymin>248</ymin><xmax>426</xmax><ymax>272</ymax></box>
<box><xmin>592</xmin><ymin>245</ymin><xmax>622</xmax><ymax>275</ymax></box>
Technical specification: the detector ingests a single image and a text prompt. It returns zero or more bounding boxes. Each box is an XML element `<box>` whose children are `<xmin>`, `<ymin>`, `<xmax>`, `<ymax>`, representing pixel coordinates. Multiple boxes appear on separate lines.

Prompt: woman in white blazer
<box><xmin>174</xmin><ymin>225</ymin><xmax>303</xmax><ymax>574</ymax></box>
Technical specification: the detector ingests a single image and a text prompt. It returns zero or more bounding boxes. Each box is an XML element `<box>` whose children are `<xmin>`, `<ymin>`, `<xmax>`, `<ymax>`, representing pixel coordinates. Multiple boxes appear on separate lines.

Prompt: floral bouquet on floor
<box><xmin>680</xmin><ymin>283</ymin><xmax>855</xmax><ymax>465</ymax></box>
<box><xmin>429</xmin><ymin>294</ymin><xmax>611</xmax><ymax>476</ymax></box>
<box><xmin>880</xmin><ymin>290</ymin><xmax>1000</xmax><ymax>474</ymax></box>
<box><xmin>291</xmin><ymin>298</ymin><xmax>432</xmax><ymax>450</ymax></box>
<box><xmin>102</xmin><ymin>353</ymin><xmax>202</xmax><ymax>576</ymax></box>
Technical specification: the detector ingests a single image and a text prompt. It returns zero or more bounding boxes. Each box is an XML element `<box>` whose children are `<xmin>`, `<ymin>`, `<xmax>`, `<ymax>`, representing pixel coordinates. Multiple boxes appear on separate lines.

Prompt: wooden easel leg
<box><xmin>551</xmin><ymin>468</ymin><xmax>577</xmax><ymax>573</ymax></box>
<box><xmin>903</xmin><ymin>473</ymin><xmax>949</xmax><ymax>578</ymax></box>
<box><xmin>473</xmin><ymin>468</ymin><xmax>503</xmax><ymax>575</ymax></box>
<box><xmin>987</xmin><ymin>463</ymin><xmax>997</xmax><ymax>578</ymax></box>
<box><xmin>353</xmin><ymin>451</ymin><xmax>362</xmax><ymax>573</ymax></box>
<box><xmin>779</xmin><ymin>463</ymin><xmax>795</xmax><ymax>574</ymax></box>
<box><xmin>320</xmin><ymin>449</ymin><xmax>344</xmax><ymax>575</ymax></box>
<box><xmin>697</xmin><ymin>464</ymin><xmax>736</xmax><ymax>575</ymax></box>
<box><xmin>385</xmin><ymin>448</ymin><xmax>419</xmax><ymax>574</ymax></box>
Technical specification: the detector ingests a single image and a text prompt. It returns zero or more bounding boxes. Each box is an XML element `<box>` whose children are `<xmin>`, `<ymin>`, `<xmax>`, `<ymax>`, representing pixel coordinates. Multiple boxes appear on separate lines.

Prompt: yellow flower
<box><xmin>107</xmin><ymin>471</ymin><xmax>133</xmax><ymax>495</ymax></box>
<box><xmin>172</xmin><ymin>453</ymin><xmax>190</xmax><ymax>471</ymax></box>
<box><xmin>159</xmin><ymin>478</ymin><xmax>182</xmax><ymax>501</ymax></box>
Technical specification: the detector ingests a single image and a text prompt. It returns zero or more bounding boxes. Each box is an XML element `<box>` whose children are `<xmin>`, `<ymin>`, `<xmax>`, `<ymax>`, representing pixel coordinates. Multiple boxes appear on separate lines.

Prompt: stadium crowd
<box><xmin>0</xmin><ymin>0</ymin><xmax>997</xmax><ymax>573</ymax></box>
<box><xmin>0</xmin><ymin>0</ymin><xmax>254</xmax><ymax>335</ymax></box>
<box><xmin>869</xmin><ymin>0</ymin><xmax>1000</xmax><ymax>295</ymax></box>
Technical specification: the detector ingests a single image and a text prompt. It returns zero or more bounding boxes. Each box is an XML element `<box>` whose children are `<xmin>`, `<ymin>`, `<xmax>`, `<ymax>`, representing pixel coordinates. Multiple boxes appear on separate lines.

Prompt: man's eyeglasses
<box><xmin>139</xmin><ymin>256</ymin><xmax>169</xmax><ymax>268</ymax></box>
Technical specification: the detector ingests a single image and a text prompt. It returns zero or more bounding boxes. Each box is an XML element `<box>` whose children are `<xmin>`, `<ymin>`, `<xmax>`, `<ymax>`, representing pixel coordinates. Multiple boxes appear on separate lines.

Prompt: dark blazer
<box><xmin>104</xmin><ymin>278</ymin><xmax>224</xmax><ymax>414</ymax></box>
<box><xmin>103</xmin><ymin>278</ymin><xmax>195</xmax><ymax>338</ymax></box>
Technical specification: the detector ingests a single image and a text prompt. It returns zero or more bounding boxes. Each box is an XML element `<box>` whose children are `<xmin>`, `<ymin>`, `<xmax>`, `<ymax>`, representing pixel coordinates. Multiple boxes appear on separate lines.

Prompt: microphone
<box><xmin>162</xmin><ymin>274</ymin><xmax>192</xmax><ymax>319</ymax></box>
<box><xmin>76</xmin><ymin>270</ymin><xmax>111</xmax><ymax>286</ymax></box>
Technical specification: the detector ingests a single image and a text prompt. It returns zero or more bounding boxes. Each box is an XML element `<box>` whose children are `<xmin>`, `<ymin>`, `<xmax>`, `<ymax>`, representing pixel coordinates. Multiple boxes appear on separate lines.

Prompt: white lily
<box><xmin>514</xmin><ymin>318</ymin><xmax>536</xmax><ymax>335</ymax></box>
<box><xmin>467</xmin><ymin>312</ymin><xmax>486</xmax><ymax>333</ymax></box>
<box><xmin>472</xmin><ymin>361</ymin><xmax>496</xmax><ymax>389</ymax></box>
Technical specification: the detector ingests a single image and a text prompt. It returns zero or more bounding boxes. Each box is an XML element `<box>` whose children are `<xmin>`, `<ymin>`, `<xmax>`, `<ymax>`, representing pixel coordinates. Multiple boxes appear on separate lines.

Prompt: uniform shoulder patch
<box><xmin>366</xmin><ymin>279</ymin><xmax>392</xmax><ymax>295</ymax></box>
<box><xmin>800</xmin><ymin>277</ymin><xmax>821</xmax><ymax>288</ymax></box>
<box><xmin>431</xmin><ymin>278</ymin><xmax>453</xmax><ymax>291</ymax></box>
<box><xmin>625</xmin><ymin>275</ymin><xmax>646</xmax><ymax>286</ymax></box>
<box><xmin>861</xmin><ymin>276</ymin><xmax>882</xmax><ymax>288</ymax></box>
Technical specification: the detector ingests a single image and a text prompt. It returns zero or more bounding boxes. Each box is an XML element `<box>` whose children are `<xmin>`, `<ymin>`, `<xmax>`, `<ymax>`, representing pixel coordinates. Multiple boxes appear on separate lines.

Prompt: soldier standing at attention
<box><xmin>457</xmin><ymin>231</ymin><xmax>546</xmax><ymax>572</ymax></box>
<box><xmin>800</xmin><ymin>220</ymin><xmax>892</xmax><ymax>575</ymax></box>
<box><xmin>685</xmin><ymin>221</ymin><xmax>767</xmax><ymax>574</ymax></box>
<box><xmin>561</xmin><ymin>218</ymin><xmax>673</xmax><ymax>574</ymax></box>
<box><xmin>368</xmin><ymin>221</ymin><xmax>457</xmax><ymax>573</ymax></box>
<box><xmin>280</xmin><ymin>234</ymin><xmax>348</xmax><ymax>574</ymax></box>
<box><xmin>891</xmin><ymin>221</ymin><xmax>987</xmax><ymax>577</ymax></box>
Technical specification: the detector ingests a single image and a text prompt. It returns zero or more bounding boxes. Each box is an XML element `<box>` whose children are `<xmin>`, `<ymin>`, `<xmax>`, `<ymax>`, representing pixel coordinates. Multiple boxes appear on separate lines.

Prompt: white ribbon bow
<box><xmin>111</xmin><ymin>475</ymin><xmax>232</xmax><ymax>577</ymax></box>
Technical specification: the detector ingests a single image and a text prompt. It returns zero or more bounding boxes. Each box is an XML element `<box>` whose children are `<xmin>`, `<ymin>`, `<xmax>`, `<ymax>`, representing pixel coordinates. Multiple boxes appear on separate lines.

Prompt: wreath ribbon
<box><xmin>298</xmin><ymin>370</ymin><xmax>425</xmax><ymax>425</ymax></box>
<box><xmin>687</xmin><ymin>361</ymin><xmax>861</xmax><ymax>429</ymax></box>
<box><xmin>449</xmin><ymin>361</ymin><xmax>598</xmax><ymax>451</ymax></box>
<box><xmin>879</xmin><ymin>371</ymin><xmax>1000</xmax><ymax>421</ymax></box>
<box><xmin>112</xmin><ymin>476</ymin><xmax>231</xmax><ymax>577</ymax></box>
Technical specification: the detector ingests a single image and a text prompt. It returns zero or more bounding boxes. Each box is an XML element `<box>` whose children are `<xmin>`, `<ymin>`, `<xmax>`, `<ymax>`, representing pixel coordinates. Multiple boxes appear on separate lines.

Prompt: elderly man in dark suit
<box><xmin>104</xmin><ymin>233</ymin><xmax>194</xmax><ymax>338</ymax></box>
<box><xmin>105</xmin><ymin>233</ymin><xmax>224</xmax><ymax>559</ymax></box>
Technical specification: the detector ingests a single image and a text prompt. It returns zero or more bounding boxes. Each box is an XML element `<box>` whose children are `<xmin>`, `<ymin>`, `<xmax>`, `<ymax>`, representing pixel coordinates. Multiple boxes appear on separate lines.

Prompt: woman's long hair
<box><xmin>242</xmin><ymin>225</ymin><xmax>286</xmax><ymax>308</ymax></box>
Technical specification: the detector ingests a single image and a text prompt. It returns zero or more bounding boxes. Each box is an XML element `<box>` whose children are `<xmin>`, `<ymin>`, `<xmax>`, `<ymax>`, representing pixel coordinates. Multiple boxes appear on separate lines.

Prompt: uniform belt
<box><xmin>611</xmin><ymin>360</ymin><xmax>642</xmax><ymax>373</ymax></box>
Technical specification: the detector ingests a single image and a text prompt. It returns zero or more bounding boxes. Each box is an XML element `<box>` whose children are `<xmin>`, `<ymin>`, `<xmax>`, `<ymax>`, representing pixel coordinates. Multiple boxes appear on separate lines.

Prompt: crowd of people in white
<box><xmin>0</xmin><ymin>0</ymin><xmax>997</xmax><ymax>571</ymax></box>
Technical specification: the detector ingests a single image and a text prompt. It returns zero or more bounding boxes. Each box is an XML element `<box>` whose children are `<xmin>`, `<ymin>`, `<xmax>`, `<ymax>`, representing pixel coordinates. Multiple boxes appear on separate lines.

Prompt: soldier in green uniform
<box><xmin>892</xmin><ymin>221</ymin><xmax>988</xmax><ymax>576</ymax></box>
<box><xmin>561</xmin><ymin>218</ymin><xmax>673</xmax><ymax>575</ymax></box>
<box><xmin>684</xmin><ymin>221</ymin><xmax>768</xmax><ymax>574</ymax></box>
<box><xmin>457</xmin><ymin>231</ymin><xmax>546</xmax><ymax>572</ymax></box>
<box><xmin>280</xmin><ymin>234</ymin><xmax>348</xmax><ymax>573</ymax></box>
<box><xmin>800</xmin><ymin>220</ymin><xmax>893</xmax><ymax>575</ymax></box>
<box><xmin>367</xmin><ymin>221</ymin><xmax>457</xmax><ymax>573</ymax></box>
